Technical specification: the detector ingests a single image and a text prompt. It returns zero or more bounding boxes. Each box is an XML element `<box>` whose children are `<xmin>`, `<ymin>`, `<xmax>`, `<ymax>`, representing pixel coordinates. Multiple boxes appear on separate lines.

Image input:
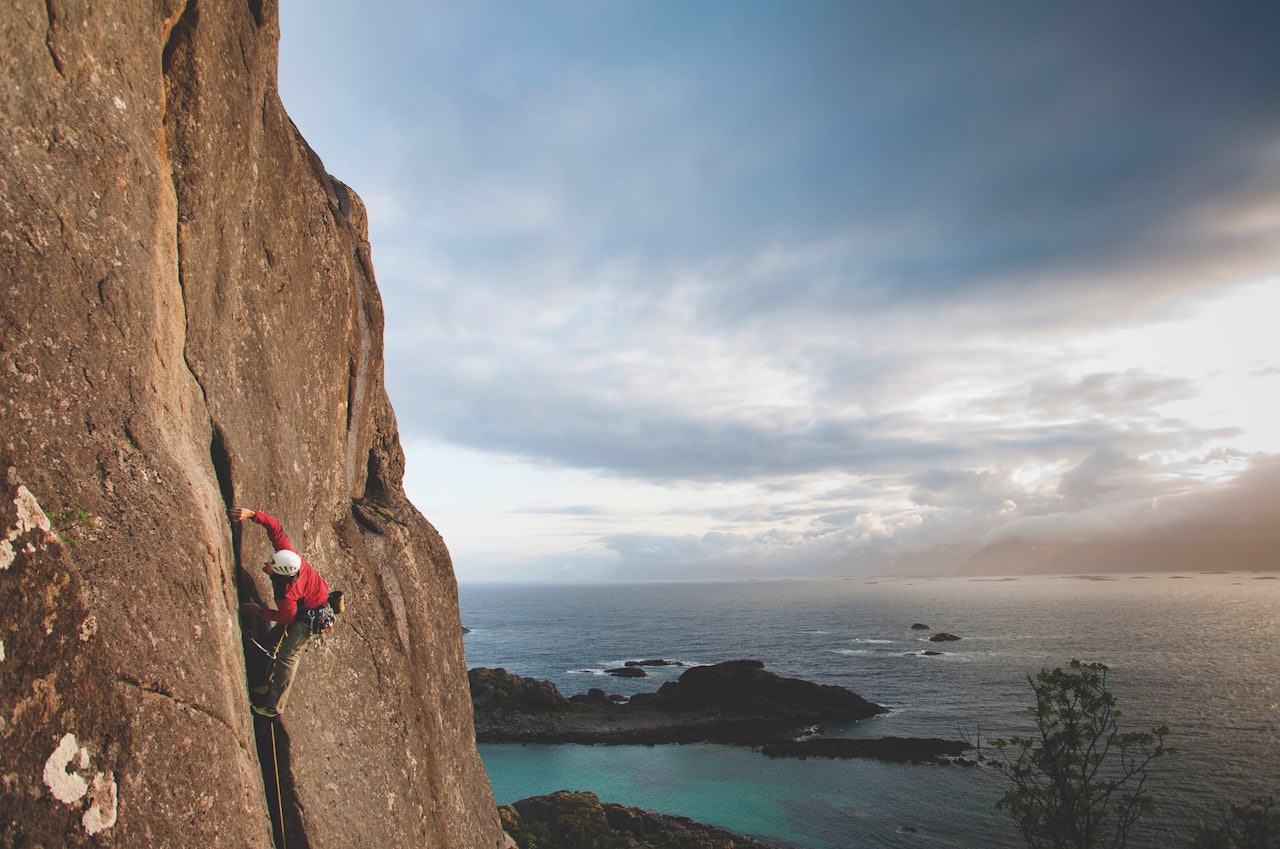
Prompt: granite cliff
<box><xmin>1</xmin><ymin>1</ymin><xmax>504</xmax><ymax>846</ymax></box>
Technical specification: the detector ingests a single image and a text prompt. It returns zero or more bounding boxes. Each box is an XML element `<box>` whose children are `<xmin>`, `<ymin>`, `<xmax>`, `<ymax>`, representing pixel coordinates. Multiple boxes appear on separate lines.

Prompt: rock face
<box><xmin>0</xmin><ymin>2</ymin><xmax>502</xmax><ymax>847</ymax></box>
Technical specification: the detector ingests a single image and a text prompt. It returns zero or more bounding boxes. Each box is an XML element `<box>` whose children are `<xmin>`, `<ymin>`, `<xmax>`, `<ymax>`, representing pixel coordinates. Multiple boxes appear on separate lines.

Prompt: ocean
<box><xmin>459</xmin><ymin>573</ymin><xmax>1280</xmax><ymax>848</ymax></box>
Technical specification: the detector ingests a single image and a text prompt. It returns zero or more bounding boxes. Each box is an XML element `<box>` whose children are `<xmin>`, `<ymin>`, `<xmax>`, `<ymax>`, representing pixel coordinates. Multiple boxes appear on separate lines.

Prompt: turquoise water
<box><xmin>462</xmin><ymin>574</ymin><xmax>1280</xmax><ymax>848</ymax></box>
<box><xmin>481</xmin><ymin>742</ymin><xmax>1010</xmax><ymax>848</ymax></box>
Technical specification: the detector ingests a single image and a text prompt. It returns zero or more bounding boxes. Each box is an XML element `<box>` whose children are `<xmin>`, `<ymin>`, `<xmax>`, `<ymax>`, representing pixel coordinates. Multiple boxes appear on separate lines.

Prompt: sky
<box><xmin>277</xmin><ymin>1</ymin><xmax>1280</xmax><ymax>583</ymax></box>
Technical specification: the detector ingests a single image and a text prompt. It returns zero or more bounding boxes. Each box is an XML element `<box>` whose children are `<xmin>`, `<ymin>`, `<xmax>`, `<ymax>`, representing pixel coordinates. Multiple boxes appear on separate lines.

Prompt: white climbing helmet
<box><xmin>267</xmin><ymin>549</ymin><xmax>302</xmax><ymax>577</ymax></box>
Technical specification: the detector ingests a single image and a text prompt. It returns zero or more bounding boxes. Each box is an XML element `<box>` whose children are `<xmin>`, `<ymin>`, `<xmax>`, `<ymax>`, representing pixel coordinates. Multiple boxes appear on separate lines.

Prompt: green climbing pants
<box><xmin>259</xmin><ymin>617</ymin><xmax>311</xmax><ymax>714</ymax></box>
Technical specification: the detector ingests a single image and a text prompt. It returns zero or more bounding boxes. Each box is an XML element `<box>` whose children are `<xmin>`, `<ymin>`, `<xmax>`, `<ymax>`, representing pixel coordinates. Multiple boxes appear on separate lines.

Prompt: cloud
<box><xmin>281</xmin><ymin>1</ymin><xmax>1280</xmax><ymax>580</ymax></box>
<box><xmin>971</xmin><ymin>371</ymin><xmax>1197</xmax><ymax>422</ymax></box>
<box><xmin>985</xmin><ymin>453</ymin><xmax>1280</xmax><ymax>547</ymax></box>
<box><xmin>581</xmin><ymin>452</ymin><xmax>1280</xmax><ymax>580</ymax></box>
<box><xmin>959</xmin><ymin>455</ymin><xmax>1280</xmax><ymax>576</ymax></box>
<box><xmin>290</xmin><ymin>1</ymin><xmax>1280</xmax><ymax>312</ymax></box>
<box><xmin>390</xmin><ymin>350</ymin><xmax>1227</xmax><ymax>485</ymax></box>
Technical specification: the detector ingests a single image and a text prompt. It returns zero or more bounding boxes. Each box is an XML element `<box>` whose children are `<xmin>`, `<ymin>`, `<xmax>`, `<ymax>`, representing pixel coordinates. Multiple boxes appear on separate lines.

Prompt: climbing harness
<box><xmin>305</xmin><ymin>590</ymin><xmax>344</xmax><ymax>647</ymax></box>
<box><xmin>307</xmin><ymin>604</ymin><xmax>336</xmax><ymax>639</ymax></box>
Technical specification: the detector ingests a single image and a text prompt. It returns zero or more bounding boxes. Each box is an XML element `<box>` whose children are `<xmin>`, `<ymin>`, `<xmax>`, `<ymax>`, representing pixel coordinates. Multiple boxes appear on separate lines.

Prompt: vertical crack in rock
<box><xmin>210</xmin><ymin>425</ymin><xmax>234</xmax><ymax>511</ymax></box>
<box><xmin>364</xmin><ymin>447</ymin><xmax>387</xmax><ymax>500</ymax></box>
<box><xmin>161</xmin><ymin>8</ymin><xmax>311</xmax><ymax>846</ymax></box>
<box><xmin>246</xmin><ymin>0</ymin><xmax>266</xmax><ymax>29</ymax></box>
<box><xmin>216</xmin><ymin>425</ymin><xmax>308</xmax><ymax>849</ymax></box>
<box><xmin>326</xmin><ymin>179</ymin><xmax>373</xmax><ymax>496</ymax></box>
<box><xmin>43</xmin><ymin>0</ymin><xmax>65</xmax><ymax>77</ymax></box>
<box><xmin>210</xmin><ymin>425</ymin><xmax>249</xmax><ymax>606</ymax></box>
<box><xmin>253</xmin><ymin>716</ymin><xmax>309</xmax><ymax>849</ymax></box>
<box><xmin>289</xmin><ymin>149</ymin><xmax>376</xmax><ymax>498</ymax></box>
<box><xmin>160</xmin><ymin>1</ymin><xmax>197</xmax><ymax>81</ymax></box>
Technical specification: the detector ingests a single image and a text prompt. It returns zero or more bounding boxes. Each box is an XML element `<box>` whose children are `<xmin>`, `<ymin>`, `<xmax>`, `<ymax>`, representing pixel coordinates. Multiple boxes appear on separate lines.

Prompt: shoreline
<box><xmin>471</xmin><ymin>659</ymin><xmax>972</xmax><ymax>763</ymax></box>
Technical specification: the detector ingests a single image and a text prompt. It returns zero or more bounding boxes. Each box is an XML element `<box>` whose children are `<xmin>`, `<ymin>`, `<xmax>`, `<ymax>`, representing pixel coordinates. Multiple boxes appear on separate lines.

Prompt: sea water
<box><xmin>459</xmin><ymin>573</ymin><xmax>1280</xmax><ymax>848</ymax></box>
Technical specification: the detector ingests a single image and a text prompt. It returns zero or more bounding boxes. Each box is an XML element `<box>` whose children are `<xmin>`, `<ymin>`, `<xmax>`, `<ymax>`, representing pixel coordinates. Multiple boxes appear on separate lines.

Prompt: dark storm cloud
<box><xmin>288</xmin><ymin>1</ymin><xmax>1280</xmax><ymax>323</ymax></box>
<box><xmin>690</xmin><ymin>2</ymin><xmax>1280</xmax><ymax>324</ymax></box>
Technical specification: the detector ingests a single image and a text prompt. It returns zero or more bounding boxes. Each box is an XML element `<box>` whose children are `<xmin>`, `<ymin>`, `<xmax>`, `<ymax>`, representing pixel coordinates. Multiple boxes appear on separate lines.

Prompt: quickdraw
<box><xmin>305</xmin><ymin>590</ymin><xmax>344</xmax><ymax>647</ymax></box>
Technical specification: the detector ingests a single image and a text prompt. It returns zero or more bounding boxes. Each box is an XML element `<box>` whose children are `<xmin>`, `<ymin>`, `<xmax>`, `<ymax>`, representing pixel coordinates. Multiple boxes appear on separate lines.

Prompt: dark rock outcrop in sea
<box><xmin>929</xmin><ymin>632</ymin><xmax>962</xmax><ymax>642</ymax></box>
<box><xmin>472</xmin><ymin>659</ymin><xmax>888</xmax><ymax>745</ymax></box>
<box><xmin>638</xmin><ymin>659</ymin><xmax>884</xmax><ymax>721</ymax></box>
<box><xmin>500</xmin><ymin>790</ymin><xmax>783</xmax><ymax>849</ymax></box>
<box><xmin>607</xmin><ymin>666</ymin><xmax>649</xmax><ymax>677</ymax></box>
<box><xmin>569</xmin><ymin>688</ymin><xmax>628</xmax><ymax>707</ymax></box>
<box><xmin>760</xmin><ymin>736</ymin><xmax>970</xmax><ymax>764</ymax></box>
<box><xmin>1</xmin><ymin>3</ymin><xmax>501</xmax><ymax>845</ymax></box>
<box><xmin>470</xmin><ymin>667</ymin><xmax>574</xmax><ymax>713</ymax></box>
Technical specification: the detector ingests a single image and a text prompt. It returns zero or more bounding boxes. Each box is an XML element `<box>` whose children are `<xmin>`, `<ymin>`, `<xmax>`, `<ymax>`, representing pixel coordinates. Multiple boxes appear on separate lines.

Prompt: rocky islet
<box><xmin>471</xmin><ymin>659</ymin><xmax>971</xmax><ymax>763</ymax></box>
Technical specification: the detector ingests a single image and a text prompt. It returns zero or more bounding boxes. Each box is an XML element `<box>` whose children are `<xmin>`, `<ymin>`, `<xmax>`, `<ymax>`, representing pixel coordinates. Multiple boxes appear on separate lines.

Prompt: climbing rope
<box><xmin>269</xmin><ymin>719</ymin><xmax>286</xmax><ymax>847</ymax></box>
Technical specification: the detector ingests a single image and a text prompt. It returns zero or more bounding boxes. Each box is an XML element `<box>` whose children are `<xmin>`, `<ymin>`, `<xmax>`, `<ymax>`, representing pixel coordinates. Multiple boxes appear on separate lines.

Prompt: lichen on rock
<box><xmin>41</xmin><ymin>732</ymin><xmax>118</xmax><ymax>836</ymax></box>
<box><xmin>1</xmin><ymin>483</ymin><xmax>56</xmax><ymax>571</ymax></box>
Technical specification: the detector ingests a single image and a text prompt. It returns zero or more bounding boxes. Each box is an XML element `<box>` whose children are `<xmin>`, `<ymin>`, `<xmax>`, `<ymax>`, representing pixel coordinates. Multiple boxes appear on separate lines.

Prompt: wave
<box><xmin>568</xmin><ymin>658</ymin><xmax>701</xmax><ymax>677</ymax></box>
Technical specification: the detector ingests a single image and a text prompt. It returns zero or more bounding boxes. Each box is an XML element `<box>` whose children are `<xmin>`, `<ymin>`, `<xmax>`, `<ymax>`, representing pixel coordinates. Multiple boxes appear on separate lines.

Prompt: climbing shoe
<box><xmin>251</xmin><ymin>705</ymin><xmax>280</xmax><ymax>719</ymax></box>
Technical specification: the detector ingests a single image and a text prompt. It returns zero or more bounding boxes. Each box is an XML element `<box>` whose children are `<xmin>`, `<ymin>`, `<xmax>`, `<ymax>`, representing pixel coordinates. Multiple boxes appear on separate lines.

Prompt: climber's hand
<box><xmin>240</xmin><ymin>602</ymin><xmax>262</xmax><ymax>617</ymax></box>
<box><xmin>229</xmin><ymin>507</ymin><xmax>255</xmax><ymax>522</ymax></box>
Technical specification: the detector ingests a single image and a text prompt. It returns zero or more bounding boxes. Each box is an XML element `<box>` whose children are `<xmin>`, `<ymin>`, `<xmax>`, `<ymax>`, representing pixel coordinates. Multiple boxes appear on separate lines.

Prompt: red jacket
<box><xmin>251</xmin><ymin>512</ymin><xmax>330</xmax><ymax>624</ymax></box>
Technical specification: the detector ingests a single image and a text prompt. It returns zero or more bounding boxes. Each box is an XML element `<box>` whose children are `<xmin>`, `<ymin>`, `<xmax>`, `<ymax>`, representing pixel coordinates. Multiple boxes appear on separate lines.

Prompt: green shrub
<box><xmin>1191</xmin><ymin>797</ymin><xmax>1280</xmax><ymax>849</ymax></box>
<box><xmin>992</xmin><ymin>660</ymin><xmax>1171</xmax><ymax>849</ymax></box>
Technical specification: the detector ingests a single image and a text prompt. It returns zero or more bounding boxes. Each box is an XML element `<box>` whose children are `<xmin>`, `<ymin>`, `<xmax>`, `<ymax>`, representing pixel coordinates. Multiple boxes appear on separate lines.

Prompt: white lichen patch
<box><xmin>83</xmin><ymin>771</ymin><xmax>118</xmax><ymax>835</ymax></box>
<box><xmin>12</xmin><ymin>486</ymin><xmax>52</xmax><ymax>535</ymax></box>
<box><xmin>80</xmin><ymin>616</ymin><xmax>97</xmax><ymax>642</ymax></box>
<box><xmin>41</xmin><ymin>732</ymin><xmax>119</xmax><ymax>835</ymax></box>
<box><xmin>43</xmin><ymin>733</ymin><xmax>89</xmax><ymax>804</ymax></box>
<box><xmin>2</xmin><ymin>485</ymin><xmax>55</xmax><ymax>570</ymax></box>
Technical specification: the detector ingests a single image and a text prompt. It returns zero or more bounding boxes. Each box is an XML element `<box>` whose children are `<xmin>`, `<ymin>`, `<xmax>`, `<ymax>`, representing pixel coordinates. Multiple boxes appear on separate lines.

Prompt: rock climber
<box><xmin>230</xmin><ymin>506</ymin><xmax>331</xmax><ymax>719</ymax></box>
